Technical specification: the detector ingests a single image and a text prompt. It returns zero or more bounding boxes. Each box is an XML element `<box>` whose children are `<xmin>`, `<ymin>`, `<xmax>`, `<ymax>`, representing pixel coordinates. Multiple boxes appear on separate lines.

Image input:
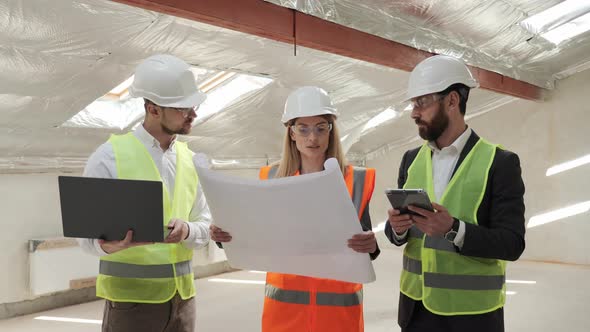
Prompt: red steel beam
<box><xmin>111</xmin><ymin>0</ymin><xmax>545</xmax><ymax>101</ymax></box>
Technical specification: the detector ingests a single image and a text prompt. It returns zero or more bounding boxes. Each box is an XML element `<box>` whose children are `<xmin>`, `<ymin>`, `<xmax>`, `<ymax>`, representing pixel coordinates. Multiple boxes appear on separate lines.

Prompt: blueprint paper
<box><xmin>196</xmin><ymin>158</ymin><xmax>376</xmax><ymax>284</ymax></box>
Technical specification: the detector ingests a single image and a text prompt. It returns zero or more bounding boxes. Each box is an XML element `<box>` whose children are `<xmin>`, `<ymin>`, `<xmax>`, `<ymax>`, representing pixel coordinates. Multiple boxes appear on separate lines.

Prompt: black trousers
<box><xmin>400</xmin><ymin>294</ymin><xmax>504</xmax><ymax>332</ymax></box>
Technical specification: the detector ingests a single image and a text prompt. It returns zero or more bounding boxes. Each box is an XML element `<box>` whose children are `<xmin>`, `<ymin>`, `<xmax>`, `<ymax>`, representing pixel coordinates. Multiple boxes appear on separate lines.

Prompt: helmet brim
<box><xmin>159</xmin><ymin>90</ymin><xmax>207</xmax><ymax>108</ymax></box>
<box><xmin>281</xmin><ymin>107</ymin><xmax>338</xmax><ymax>124</ymax></box>
<box><xmin>131</xmin><ymin>89</ymin><xmax>207</xmax><ymax>108</ymax></box>
<box><xmin>405</xmin><ymin>80</ymin><xmax>479</xmax><ymax>102</ymax></box>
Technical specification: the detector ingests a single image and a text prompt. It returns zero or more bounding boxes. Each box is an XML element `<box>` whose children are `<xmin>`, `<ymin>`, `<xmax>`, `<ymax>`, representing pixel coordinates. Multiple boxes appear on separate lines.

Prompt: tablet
<box><xmin>58</xmin><ymin>176</ymin><xmax>165</xmax><ymax>242</ymax></box>
<box><xmin>385</xmin><ymin>189</ymin><xmax>434</xmax><ymax>215</ymax></box>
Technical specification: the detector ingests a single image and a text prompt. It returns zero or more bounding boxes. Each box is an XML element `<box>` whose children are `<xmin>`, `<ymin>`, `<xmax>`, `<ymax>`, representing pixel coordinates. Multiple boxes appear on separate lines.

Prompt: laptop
<box><xmin>58</xmin><ymin>176</ymin><xmax>165</xmax><ymax>242</ymax></box>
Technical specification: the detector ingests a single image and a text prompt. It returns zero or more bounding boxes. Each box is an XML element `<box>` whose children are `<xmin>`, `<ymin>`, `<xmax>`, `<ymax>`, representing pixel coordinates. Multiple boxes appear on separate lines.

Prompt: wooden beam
<box><xmin>470</xmin><ymin>67</ymin><xmax>544</xmax><ymax>101</ymax></box>
<box><xmin>111</xmin><ymin>0</ymin><xmax>545</xmax><ymax>101</ymax></box>
<box><xmin>294</xmin><ymin>12</ymin><xmax>432</xmax><ymax>72</ymax></box>
<box><xmin>112</xmin><ymin>0</ymin><xmax>294</xmax><ymax>43</ymax></box>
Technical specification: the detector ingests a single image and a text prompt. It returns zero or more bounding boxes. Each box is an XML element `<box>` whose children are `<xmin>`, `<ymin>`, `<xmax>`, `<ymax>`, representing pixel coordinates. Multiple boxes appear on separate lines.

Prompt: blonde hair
<box><xmin>274</xmin><ymin>115</ymin><xmax>348</xmax><ymax>178</ymax></box>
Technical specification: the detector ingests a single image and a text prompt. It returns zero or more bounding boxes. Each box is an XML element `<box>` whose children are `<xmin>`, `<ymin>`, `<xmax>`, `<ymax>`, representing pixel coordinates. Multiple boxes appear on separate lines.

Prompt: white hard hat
<box><xmin>282</xmin><ymin>86</ymin><xmax>339</xmax><ymax>124</ymax></box>
<box><xmin>406</xmin><ymin>55</ymin><xmax>479</xmax><ymax>101</ymax></box>
<box><xmin>129</xmin><ymin>54</ymin><xmax>207</xmax><ymax>108</ymax></box>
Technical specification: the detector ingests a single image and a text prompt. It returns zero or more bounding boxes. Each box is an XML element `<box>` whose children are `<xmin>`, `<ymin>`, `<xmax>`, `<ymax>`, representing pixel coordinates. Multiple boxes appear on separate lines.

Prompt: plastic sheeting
<box><xmin>0</xmin><ymin>0</ymin><xmax>407</xmax><ymax>171</ymax></box>
<box><xmin>0</xmin><ymin>0</ymin><xmax>569</xmax><ymax>172</ymax></box>
<box><xmin>265</xmin><ymin>0</ymin><xmax>590</xmax><ymax>89</ymax></box>
<box><xmin>0</xmin><ymin>157</ymin><xmax>87</xmax><ymax>173</ymax></box>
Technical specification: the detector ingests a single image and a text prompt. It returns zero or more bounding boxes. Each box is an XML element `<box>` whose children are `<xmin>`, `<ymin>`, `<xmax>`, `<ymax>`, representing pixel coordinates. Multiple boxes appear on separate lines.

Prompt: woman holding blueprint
<box><xmin>210</xmin><ymin>86</ymin><xmax>380</xmax><ymax>332</ymax></box>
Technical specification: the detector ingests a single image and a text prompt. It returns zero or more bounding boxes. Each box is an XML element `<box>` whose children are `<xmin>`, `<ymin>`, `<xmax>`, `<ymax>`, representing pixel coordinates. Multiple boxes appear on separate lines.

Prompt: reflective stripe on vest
<box><xmin>96</xmin><ymin>133</ymin><xmax>198</xmax><ymax>303</ymax></box>
<box><xmin>424</xmin><ymin>273</ymin><xmax>505</xmax><ymax>291</ymax></box>
<box><xmin>408</xmin><ymin>226</ymin><xmax>424</xmax><ymax>239</ymax></box>
<box><xmin>424</xmin><ymin>236</ymin><xmax>456</xmax><ymax>253</ymax></box>
<box><xmin>265</xmin><ymin>284</ymin><xmax>363</xmax><ymax>307</ymax></box>
<box><xmin>100</xmin><ymin>260</ymin><xmax>192</xmax><ymax>279</ymax></box>
<box><xmin>351</xmin><ymin>168</ymin><xmax>366</xmax><ymax>217</ymax></box>
<box><xmin>403</xmin><ymin>256</ymin><xmax>422</xmax><ymax>275</ymax></box>
<box><xmin>265</xmin><ymin>284</ymin><xmax>310</xmax><ymax>304</ymax></box>
<box><xmin>267</xmin><ymin>165</ymin><xmax>278</xmax><ymax>179</ymax></box>
<box><xmin>400</xmin><ymin>138</ymin><xmax>506</xmax><ymax>315</ymax></box>
<box><xmin>317</xmin><ymin>290</ymin><xmax>363</xmax><ymax>306</ymax></box>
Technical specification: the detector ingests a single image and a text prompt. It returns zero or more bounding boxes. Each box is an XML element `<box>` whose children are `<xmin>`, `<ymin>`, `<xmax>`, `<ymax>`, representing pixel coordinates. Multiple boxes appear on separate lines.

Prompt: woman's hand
<box><xmin>347</xmin><ymin>231</ymin><xmax>377</xmax><ymax>253</ymax></box>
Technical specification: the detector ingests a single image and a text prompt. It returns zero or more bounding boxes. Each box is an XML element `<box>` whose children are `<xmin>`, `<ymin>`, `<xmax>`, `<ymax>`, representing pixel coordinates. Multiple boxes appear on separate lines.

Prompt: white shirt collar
<box><xmin>427</xmin><ymin>127</ymin><xmax>472</xmax><ymax>153</ymax></box>
<box><xmin>134</xmin><ymin>123</ymin><xmax>177</xmax><ymax>150</ymax></box>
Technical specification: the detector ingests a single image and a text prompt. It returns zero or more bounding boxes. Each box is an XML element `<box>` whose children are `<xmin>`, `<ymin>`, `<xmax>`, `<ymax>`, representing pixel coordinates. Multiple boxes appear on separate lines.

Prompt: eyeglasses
<box><xmin>290</xmin><ymin>122</ymin><xmax>333</xmax><ymax>137</ymax></box>
<box><xmin>161</xmin><ymin>106</ymin><xmax>197</xmax><ymax>118</ymax></box>
<box><xmin>410</xmin><ymin>94</ymin><xmax>445</xmax><ymax>110</ymax></box>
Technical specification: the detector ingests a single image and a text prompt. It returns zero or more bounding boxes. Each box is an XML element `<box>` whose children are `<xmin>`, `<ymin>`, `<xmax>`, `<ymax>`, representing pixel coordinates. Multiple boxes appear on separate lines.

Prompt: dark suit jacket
<box><xmin>385</xmin><ymin>130</ymin><xmax>526</xmax><ymax>331</ymax></box>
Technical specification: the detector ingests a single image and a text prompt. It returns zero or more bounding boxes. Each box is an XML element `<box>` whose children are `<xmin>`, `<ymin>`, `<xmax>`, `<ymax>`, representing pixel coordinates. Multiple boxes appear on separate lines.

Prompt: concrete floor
<box><xmin>0</xmin><ymin>249</ymin><xmax>589</xmax><ymax>331</ymax></box>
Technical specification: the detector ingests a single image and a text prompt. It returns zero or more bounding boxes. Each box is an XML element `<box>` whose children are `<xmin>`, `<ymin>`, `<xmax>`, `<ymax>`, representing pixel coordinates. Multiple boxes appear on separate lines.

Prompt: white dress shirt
<box><xmin>77</xmin><ymin>124</ymin><xmax>212</xmax><ymax>256</ymax></box>
<box><xmin>394</xmin><ymin>128</ymin><xmax>472</xmax><ymax>248</ymax></box>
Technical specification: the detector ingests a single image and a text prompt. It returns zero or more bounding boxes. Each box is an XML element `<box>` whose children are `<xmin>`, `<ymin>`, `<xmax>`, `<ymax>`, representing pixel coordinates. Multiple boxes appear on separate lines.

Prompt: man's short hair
<box><xmin>440</xmin><ymin>83</ymin><xmax>470</xmax><ymax>115</ymax></box>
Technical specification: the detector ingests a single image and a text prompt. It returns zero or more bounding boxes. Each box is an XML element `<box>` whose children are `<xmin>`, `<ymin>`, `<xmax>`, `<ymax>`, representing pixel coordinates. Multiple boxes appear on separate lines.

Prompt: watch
<box><xmin>444</xmin><ymin>218</ymin><xmax>460</xmax><ymax>243</ymax></box>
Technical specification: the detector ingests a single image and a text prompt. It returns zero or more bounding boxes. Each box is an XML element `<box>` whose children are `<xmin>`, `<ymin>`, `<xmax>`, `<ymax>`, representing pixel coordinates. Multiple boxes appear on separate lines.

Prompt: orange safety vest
<box><xmin>259</xmin><ymin>164</ymin><xmax>375</xmax><ymax>332</ymax></box>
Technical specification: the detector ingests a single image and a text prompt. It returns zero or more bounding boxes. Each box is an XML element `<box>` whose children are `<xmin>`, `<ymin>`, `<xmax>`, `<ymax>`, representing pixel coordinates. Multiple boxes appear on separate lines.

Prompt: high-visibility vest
<box><xmin>259</xmin><ymin>164</ymin><xmax>375</xmax><ymax>332</ymax></box>
<box><xmin>96</xmin><ymin>133</ymin><xmax>198</xmax><ymax>303</ymax></box>
<box><xmin>401</xmin><ymin>138</ymin><xmax>506</xmax><ymax>315</ymax></box>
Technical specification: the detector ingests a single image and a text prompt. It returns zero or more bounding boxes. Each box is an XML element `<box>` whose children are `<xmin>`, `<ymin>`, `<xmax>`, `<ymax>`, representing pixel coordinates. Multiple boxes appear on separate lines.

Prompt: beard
<box><xmin>160</xmin><ymin>111</ymin><xmax>192</xmax><ymax>135</ymax></box>
<box><xmin>161</xmin><ymin>122</ymin><xmax>191</xmax><ymax>135</ymax></box>
<box><xmin>416</xmin><ymin>103</ymin><xmax>449</xmax><ymax>141</ymax></box>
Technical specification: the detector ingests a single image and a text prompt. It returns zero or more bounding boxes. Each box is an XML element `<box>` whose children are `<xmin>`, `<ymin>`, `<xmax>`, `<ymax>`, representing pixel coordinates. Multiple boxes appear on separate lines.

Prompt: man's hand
<box><xmin>408</xmin><ymin>202</ymin><xmax>454</xmax><ymax>237</ymax></box>
<box><xmin>165</xmin><ymin>219</ymin><xmax>190</xmax><ymax>243</ymax></box>
<box><xmin>387</xmin><ymin>208</ymin><xmax>413</xmax><ymax>235</ymax></box>
<box><xmin>347</xmin><ymin>231</ymin><xmax>377</xmax><ymax>254</ymax></box>
<box><xmin>210</xmin><ymin>225</ymin><xmax>232</xmax><ymax>242</ymax></box>
<box><xmin>98</xmin><ymin>230</ymin><xmax>153</xmax><ymax>254</ymax></box>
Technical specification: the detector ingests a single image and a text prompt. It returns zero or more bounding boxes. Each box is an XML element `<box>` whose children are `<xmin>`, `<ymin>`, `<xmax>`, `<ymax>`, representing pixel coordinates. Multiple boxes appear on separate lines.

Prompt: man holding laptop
<box><xmin>77</xmin><ymin>54</ymin><xmax>211</xmax><ymax>332</ymax></box>
<box><xmin>385</xmin><ymin>55</ymin><xmax>526</xmax><ymax>332</ymax></box>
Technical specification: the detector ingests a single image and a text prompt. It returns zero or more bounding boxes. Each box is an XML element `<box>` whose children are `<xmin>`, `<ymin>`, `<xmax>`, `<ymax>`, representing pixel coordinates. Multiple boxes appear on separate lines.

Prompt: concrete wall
<box><xmin>368</xmin><ymin>68</ymin><xmax>590</xmax><ymax>266</ymax></box>
<box><xmin>0</xmin><ymin>168</ymin><xmax>259</xmax><ymax>307</ymax></box>
<box><xmin>0</xmin><ymin>173</ymin><xmax>67</xmax><ymax>304</ymax></box>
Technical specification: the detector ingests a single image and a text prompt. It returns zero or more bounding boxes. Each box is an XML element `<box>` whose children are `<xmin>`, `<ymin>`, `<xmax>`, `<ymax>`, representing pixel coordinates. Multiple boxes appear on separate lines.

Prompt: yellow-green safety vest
<box><xmin>96</xmin><ymin>133</ymin><xmax>198</xmax><ymax>303</ymax></box>
<box><xmin>400</xmin><ymin>138</ymin><xmax>506</xmax><ymax>315</ymax></box>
